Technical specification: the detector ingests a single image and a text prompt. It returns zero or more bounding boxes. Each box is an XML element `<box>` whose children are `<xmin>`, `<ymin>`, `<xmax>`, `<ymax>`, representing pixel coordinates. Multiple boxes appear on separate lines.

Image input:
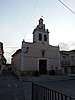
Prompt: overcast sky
<box><xmin>0</xmin><ymin>0</ymin><xmax>75</xmax><ymax>63</ymax></box>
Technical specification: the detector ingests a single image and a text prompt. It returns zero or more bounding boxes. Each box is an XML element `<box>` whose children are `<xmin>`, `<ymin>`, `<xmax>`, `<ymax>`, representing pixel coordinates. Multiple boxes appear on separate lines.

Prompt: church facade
<box><xmin>11</xmin><ymin>18</ymin><xmax>61</xmax><ymax>76</ymax></box>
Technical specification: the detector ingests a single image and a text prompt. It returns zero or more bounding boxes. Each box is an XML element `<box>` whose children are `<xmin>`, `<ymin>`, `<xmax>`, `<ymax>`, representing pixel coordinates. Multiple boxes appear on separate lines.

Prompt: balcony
<box><xmin>61</xmin><ymin>60</ymin><xmax>70</xmax><ymax>67</ymax></box>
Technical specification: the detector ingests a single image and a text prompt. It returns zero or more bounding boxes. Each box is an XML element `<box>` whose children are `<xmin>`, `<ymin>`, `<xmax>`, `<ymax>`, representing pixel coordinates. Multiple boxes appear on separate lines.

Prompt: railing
<box><xmin>61</xmin><ymin>61</ymin><xmax>70</xmax><ymax>66</ymax></box>
<box><xmin>32</xmin><ymin>83</ymin><xmax>75</xmax><ymax>100</ymax></box>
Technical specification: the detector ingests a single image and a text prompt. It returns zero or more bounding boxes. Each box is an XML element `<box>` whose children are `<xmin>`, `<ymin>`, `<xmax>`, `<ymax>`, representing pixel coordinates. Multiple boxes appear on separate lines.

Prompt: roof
<box><xmin>12</xmin><ymin>49</ymin><xmax>21</xmax><ymax>57</ymax></box>
<box><xmin>60</xmin><ymin>49</ymin><xmax>75</xmax><ymax>55</ymax></box>
<box><xmin>69</xmin><ymin>50</ymin><xmax>75</xmax><ymax>52</ymax></box>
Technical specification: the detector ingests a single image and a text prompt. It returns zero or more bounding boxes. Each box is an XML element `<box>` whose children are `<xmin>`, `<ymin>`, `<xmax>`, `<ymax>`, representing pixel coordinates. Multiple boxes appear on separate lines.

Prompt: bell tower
<box><xmin>32</xmin><ymin>18</ymin><xmax>49</xmax><ymax>44</ymax></box>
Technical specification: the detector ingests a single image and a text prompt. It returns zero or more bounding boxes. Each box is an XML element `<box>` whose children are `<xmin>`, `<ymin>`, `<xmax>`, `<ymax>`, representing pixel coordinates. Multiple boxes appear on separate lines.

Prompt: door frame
<box><xmin>37</xmin><ymin>58</ymin><xmax>49</xmax><ymax>74</ymax></box>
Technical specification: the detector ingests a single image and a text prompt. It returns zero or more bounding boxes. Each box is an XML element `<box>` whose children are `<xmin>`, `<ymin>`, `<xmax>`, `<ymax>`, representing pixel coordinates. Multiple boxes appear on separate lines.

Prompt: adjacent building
<box><xmin>60</xmin><ymin>50</ymin><xmax>75</xmax><ymax>74</ymax></box>
<box><xmin>0</xmin><ymin>42</ymin><xmax>6</xmax><ymax>71</ymax></box>
<box><xmin>11</xmin><ymin>18</ymin><xmax>61</xmax><ymax>76</ymax></box>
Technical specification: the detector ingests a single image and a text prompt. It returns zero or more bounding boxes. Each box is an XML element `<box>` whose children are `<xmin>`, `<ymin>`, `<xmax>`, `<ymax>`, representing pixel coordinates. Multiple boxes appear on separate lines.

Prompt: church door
<box><xmin>39</xmin><ymin>59</ymin><xmax>47</xmax><ymax>74</ymax></box>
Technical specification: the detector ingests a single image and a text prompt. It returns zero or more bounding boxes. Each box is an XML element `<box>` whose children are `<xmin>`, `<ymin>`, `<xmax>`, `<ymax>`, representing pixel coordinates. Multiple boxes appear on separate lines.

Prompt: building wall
<box><xmin>21</xmin><ymin>41</ymin><xmax>61</xmax><ymax>73</ymax></box>
<box><xmin>11</xmin><ymin>18</ymin><xmax>61</xmax><ymax>75</ymax></box>
<box><xmin>60</xmin><ymin>50</ymin><xmax>75</xmax><ymax>74</ymax></box>
<box><xmin>12</xmin><ymin>51</ymin><xmax>21</xmax><ymax>71</ymax></box>
<box><xmin>33</xmin><ymin>30</ymin><xmax>49</xmax><ymax>44</ymax></box>
<box><xmin>69</xmin><ymin>52</ymin><xmax>75</xmax><ymax>66</ymax></box>
<box><xmin>0</xmin><ymin>42</ymin><xmax>5</xmax><ymax>71</ymax></box>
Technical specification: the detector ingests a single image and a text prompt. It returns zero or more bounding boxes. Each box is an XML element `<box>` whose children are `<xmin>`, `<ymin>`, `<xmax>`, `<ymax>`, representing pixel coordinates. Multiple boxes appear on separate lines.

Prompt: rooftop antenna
<box><xmin>41</xmin><ymin>16</ymin><xmax>43</xmax><ymax>18</ymax></box>
<box><xmin>40</xmin><ymin>16</ymin><xmax>43</xmax><ymax>19</ymax></box>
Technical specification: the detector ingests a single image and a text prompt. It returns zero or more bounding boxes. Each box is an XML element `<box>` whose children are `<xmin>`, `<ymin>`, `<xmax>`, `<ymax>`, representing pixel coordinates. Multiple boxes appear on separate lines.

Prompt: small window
<box><xmin>42</xmin><ymin>51</ymin><xmax>45</xmax><ymax>57</ymax></box>
<box><xmin>71</xmin><ymin>56</ymin><xmax>74</xmax><ymax>60</ymax></box>
<box><xmin>39</xmin><ymin>33</ymin><xmax>42</xmax><ymax>41</ymax></box>
<box><xmin>41</xmin><ymin>49</ymin><xmax>45</xmax><ymax>57</ymax></box>
<box><xmin>44</xmin><ymin>35</ymin><xmax>47</xmax><ymax>41</ymax></box>
<box><xmin>71</xmin><ymin>56</ymin><xmax>74</xmax><ymax>64</ymax></box>
<box><xmin>62</xmin><ymin>56</ymin><xmax>66</xmax><ymax>60</ymax></box>
<box><xmin>41</xmin><ymin>25</ymin><xmax>43</xmax><ymax>29</ymax></box>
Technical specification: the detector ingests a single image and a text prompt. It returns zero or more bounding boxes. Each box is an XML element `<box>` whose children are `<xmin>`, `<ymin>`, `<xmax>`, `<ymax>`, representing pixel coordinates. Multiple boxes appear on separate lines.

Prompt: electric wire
<box><xmin>24</xmin><ymin>0</ymin><xmax>39</xmax><ymax>37</ymax></box>
<box><xmin>4</xmin><ymin>0</ymin><xmax>39</xmax><ymax>53</ymax></box>
<box><xmin>58</xmin><ymin>0</ymin><xmax>75</xmax><ymax>14</ymax></box>
<box><xmin>3</xmin><ymin>0</ymin><xmax>39</xmax><ymax>61</ymax></box>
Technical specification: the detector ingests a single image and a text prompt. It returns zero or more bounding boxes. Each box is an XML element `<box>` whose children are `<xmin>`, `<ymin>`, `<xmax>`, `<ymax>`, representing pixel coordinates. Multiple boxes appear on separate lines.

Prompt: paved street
<box><xmin>23</xmin><ymin>81</ymin><xmax>32</xmax><ymax>100</ymax></box>
<box><xmin>0</xmin><ymin>70</ymin><xmax>25</xmax><ymax>100</ymax></box>
<box><xmin>22</xmin><ymin>75</ymin><xmax>75</xmax><ymax>99</ymax></box>
<box><xmin>0</xmin><ymin>70</ymin><xmax>75</xmax><ymax>100</ymax></box>
<box><xmin>39</xmin><ymin>79</ymin><xmax>75</xmax><ymax>98</ymax></box>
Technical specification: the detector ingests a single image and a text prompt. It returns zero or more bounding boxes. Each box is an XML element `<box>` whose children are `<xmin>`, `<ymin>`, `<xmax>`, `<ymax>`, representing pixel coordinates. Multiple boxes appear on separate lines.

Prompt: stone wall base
<box><xmin>12</xmin><ymin>69</ymin><xmax>62</xmax><ymax>77</ymax></box>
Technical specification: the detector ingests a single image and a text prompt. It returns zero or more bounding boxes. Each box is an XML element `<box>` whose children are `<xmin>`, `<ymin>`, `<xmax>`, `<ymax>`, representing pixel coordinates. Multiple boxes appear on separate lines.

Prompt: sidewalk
<box><xmin>21</xmin><ymin>74</ymin><xmax>72</xmax><ymax>83</ymax></box>
<box><xmin>22</xmin><ymin>75</ymin><xmax>75</xmax><ymax>100</ymax></box>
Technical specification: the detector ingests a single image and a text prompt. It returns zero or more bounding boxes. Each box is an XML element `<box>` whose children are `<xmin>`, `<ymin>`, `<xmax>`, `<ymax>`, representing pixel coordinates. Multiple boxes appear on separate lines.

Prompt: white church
<box><xmin>11</xmin><ymin>18</ymin><xmax>61</xmax><ymax>76</ymax></box>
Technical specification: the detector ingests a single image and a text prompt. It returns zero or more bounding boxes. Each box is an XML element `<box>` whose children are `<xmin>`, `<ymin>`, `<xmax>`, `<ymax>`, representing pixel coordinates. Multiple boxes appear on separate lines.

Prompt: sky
<box><xmin>0</xmin><ymin>0</ymin><xmax>75</xmax><ymax>63</ymax></box>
